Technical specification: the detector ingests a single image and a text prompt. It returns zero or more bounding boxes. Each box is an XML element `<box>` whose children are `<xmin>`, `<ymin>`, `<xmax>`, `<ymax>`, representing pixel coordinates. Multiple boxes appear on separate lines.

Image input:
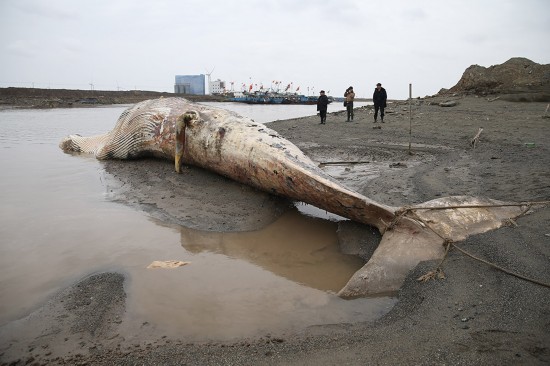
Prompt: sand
<box><xmin>1</xmin><ymin>95</ymin><xmax>549</xmax><ymax>365</ymax></box>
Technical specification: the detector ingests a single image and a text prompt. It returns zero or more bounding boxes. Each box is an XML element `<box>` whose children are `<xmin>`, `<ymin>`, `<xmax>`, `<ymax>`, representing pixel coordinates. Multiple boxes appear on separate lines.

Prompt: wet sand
<box><xmin>1</xmin><ymin>95</ymin><xmax>549</xmax><ymax>365</ymax></box>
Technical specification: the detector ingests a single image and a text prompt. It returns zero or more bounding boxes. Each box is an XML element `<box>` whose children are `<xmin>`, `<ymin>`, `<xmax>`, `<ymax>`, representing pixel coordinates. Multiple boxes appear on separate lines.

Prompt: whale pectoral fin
<box><xmin>183</xmin><ymin>110</ymin><xmax>201</xmax><ymax>127</ymax></box>
<box><xmin>175</xmin><ymin>111</ymin><xmax>201</xmax><ymax>173</ymax></box>
<box><xmin>175</xmin><ymin>114</ymin><xmax>186</xmax><ymax>173</ymax></box>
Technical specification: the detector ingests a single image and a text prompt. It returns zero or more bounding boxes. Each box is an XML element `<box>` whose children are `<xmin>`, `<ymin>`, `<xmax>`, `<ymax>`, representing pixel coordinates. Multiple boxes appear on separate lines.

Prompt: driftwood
<box><xmin>471</xmin><ymin>127</ymin><xmax>483</xmax><ymax>148</ymax></box>
<box><xmin>147</xmin><ymin>260</ymin><xmax>190</xmax><ymax>269</ymax></box>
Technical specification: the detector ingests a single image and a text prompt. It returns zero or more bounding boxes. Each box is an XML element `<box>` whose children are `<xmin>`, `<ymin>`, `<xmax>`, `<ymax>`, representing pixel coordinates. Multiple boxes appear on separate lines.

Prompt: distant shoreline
<box><xmin>0</xmin><ymin>87</ymin><xmax>373</xmax><ymax>109</ymax></box>
<box><xmin>0</xmin><ymin>87</ymin><xmax>224</xmax><ymax>108</ymax></box>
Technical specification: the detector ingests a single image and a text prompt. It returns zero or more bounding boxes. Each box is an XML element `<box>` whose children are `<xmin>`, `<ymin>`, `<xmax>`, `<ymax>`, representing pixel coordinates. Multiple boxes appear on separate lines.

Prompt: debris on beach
<box><xmin>147</xmin><ymin>260</ymin><xmax>190</xmax><ymax>269</ymax></box>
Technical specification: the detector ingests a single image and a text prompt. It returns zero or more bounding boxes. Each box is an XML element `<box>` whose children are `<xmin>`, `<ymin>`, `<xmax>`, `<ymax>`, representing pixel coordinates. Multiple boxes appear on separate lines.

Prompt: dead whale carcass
<box><xmin>59</xmin><ymin>97</ymin><xmax>525</xmax><ymax>297</ymax></box>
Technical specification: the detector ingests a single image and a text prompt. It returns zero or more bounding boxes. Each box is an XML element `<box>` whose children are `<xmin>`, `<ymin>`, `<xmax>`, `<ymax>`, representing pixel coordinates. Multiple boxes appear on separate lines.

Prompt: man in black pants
<box><xmin>317</xmin><ymin>90</ymin><xmax>329</xmax><ymax>124</ymax></box>
<box><xmin>373</xmin><ymin>83</ymin><xmax>387</xmax><ymax>123</ymax></box>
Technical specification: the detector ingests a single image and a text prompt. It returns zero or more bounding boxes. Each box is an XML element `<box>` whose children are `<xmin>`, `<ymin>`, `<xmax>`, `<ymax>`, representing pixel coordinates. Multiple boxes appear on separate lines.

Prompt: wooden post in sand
<box><xmin>471</xmin><ymin>127</ymin><xmax>483</xmax><ymax>148</ymax></box>
<box><xmin>408</xmin><ymin>83</ymin><xmax>412</xmax><ymax>155</ymax></box>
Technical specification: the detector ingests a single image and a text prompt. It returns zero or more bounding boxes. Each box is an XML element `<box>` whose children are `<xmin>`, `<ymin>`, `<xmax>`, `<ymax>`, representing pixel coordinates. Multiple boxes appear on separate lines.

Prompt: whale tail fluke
<box><xmin>339</xmin><ymin>196</ymin><xmax>529</xmax><ymax>298</ymax></box>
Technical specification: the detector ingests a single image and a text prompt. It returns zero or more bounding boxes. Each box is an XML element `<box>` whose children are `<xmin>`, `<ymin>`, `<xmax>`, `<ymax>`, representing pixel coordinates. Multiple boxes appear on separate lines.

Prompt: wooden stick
<box><xmin>408</xmin><ymin>83</ymin><xmax>412</xmax><ymax>155</ymax></box>
<box><xmin>471</xmin><ymin>127</ymin><xmax>483</xmax><ymax>148</ymax></box>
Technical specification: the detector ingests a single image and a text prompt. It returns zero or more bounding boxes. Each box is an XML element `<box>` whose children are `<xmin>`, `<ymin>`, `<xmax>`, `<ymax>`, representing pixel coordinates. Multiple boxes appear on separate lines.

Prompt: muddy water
<box><xmin>0</xmin><ymin>104</ymin><xmax>394</xmax><ymax>341</ymax></box>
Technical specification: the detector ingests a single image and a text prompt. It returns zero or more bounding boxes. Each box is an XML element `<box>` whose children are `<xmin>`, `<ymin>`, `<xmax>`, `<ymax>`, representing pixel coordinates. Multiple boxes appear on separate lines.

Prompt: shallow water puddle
<box><xmin>120</xmin><ymin>209</ymin><xmax>396</xmax><ymax>341</ymax></box>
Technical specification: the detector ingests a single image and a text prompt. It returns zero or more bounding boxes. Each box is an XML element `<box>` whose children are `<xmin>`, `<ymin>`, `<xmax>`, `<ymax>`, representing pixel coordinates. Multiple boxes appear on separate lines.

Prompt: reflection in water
<box><xmin>181</xmin><ymin>209</ymin><xmax>364</xmax><ymax>292</ymax></box>
<box><xmin>123</xmin><ymin>210</ymin><xmax>393</xmax><ymax>341</ymax></box>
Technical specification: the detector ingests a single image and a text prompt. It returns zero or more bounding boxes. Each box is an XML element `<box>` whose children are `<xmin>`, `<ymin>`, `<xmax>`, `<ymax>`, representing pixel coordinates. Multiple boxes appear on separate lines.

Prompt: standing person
<box><xmin>373</xmin><ymin>83</ymin><xmax>387</xmax><ymax>123</ymax></box>
<box><xmin>344</xmin><ymin>86</ymin><xmax>355</xmax><ymax>122</ymax></box>
<box><xmin>317</xmin><ymin>90</ymin><xmax>329</xmax><ymax>124</ymax></box>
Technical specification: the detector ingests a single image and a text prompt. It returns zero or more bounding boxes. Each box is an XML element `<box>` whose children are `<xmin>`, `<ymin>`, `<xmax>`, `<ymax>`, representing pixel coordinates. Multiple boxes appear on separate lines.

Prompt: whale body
<box><xmin>60</xmin><ymin>97</ymin><xmax>524</xmax><ymax>297</ymax></box>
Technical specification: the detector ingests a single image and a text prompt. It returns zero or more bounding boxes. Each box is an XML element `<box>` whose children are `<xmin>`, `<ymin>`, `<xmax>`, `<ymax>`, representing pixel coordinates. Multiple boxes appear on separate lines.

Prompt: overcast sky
<box><xmin>1</xmin><ymin>0</ymin><xmax>549</xmax><ymax>99</ymax></box>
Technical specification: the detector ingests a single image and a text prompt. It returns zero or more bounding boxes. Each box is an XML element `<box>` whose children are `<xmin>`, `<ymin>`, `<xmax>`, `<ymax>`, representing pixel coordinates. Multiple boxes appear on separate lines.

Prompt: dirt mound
<box><xmin>445</xmin><ymin>57</ymin><xmax>550</xmax><ymax>101</ymax></box>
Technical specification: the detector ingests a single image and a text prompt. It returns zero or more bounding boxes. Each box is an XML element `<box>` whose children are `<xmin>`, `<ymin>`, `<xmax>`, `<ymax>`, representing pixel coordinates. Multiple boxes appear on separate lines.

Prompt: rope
<box><xmin>399</xmin><ymin>200</ymin><xmax>550</xmax><ymax>288</ymax></box>
<box><xmin>451</xmin><ymin>243</ymin><xmax>550</xmax><ymax>288</ymax></box>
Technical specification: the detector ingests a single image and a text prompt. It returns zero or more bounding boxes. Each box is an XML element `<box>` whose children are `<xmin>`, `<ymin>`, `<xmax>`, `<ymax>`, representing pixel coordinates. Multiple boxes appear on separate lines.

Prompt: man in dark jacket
<box><xmin>373</xmin><ymin>83</ymin><xmax>387</xmax><ymax>123</ymax></box>
<box><xmin>317</xmin><ymin>90</ymin><xmax>329</xmax><ymax>124</ymax></box>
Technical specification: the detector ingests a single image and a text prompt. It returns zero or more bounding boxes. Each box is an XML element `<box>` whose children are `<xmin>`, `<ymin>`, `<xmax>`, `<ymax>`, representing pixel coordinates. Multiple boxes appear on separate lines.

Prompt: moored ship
<box><xmin>230</xmin><ymin>91</ymin><xmax>333</xmax><ymax>105</ymax></box>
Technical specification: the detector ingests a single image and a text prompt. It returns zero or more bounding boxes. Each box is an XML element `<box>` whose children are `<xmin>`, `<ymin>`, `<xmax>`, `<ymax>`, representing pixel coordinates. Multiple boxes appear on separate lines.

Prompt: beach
<box><xmin>1</xmin><ymin>95</ymin><xmax>549</xmax><ymax>365</ymax></box>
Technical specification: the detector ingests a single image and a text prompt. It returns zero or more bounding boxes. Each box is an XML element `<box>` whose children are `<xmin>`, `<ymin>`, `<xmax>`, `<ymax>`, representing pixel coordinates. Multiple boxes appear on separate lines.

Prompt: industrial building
<box><xmin>174</xmin><ymin>74</ymin><xmax>227</xmax><ymax>95</ymax></box>
<box><xmin>174</xmin><ymin>74</ymin><xmax>205</xmax><ymax>95</ymax></box>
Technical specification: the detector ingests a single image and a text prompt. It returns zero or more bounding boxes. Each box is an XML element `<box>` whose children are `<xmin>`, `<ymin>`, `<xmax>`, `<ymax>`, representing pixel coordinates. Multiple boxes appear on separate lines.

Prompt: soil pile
<box><xmin>444</xmin><ymin>57</ymin><xmax>550</xmax><ymax>101</ymax></box>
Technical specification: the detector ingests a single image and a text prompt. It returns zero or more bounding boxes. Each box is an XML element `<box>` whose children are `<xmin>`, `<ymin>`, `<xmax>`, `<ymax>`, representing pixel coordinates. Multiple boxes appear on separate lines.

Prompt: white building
<box><xmin>209</xmin><ymin>79</ymin><xmax>226</xmax><ymax>94</ymax></box>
